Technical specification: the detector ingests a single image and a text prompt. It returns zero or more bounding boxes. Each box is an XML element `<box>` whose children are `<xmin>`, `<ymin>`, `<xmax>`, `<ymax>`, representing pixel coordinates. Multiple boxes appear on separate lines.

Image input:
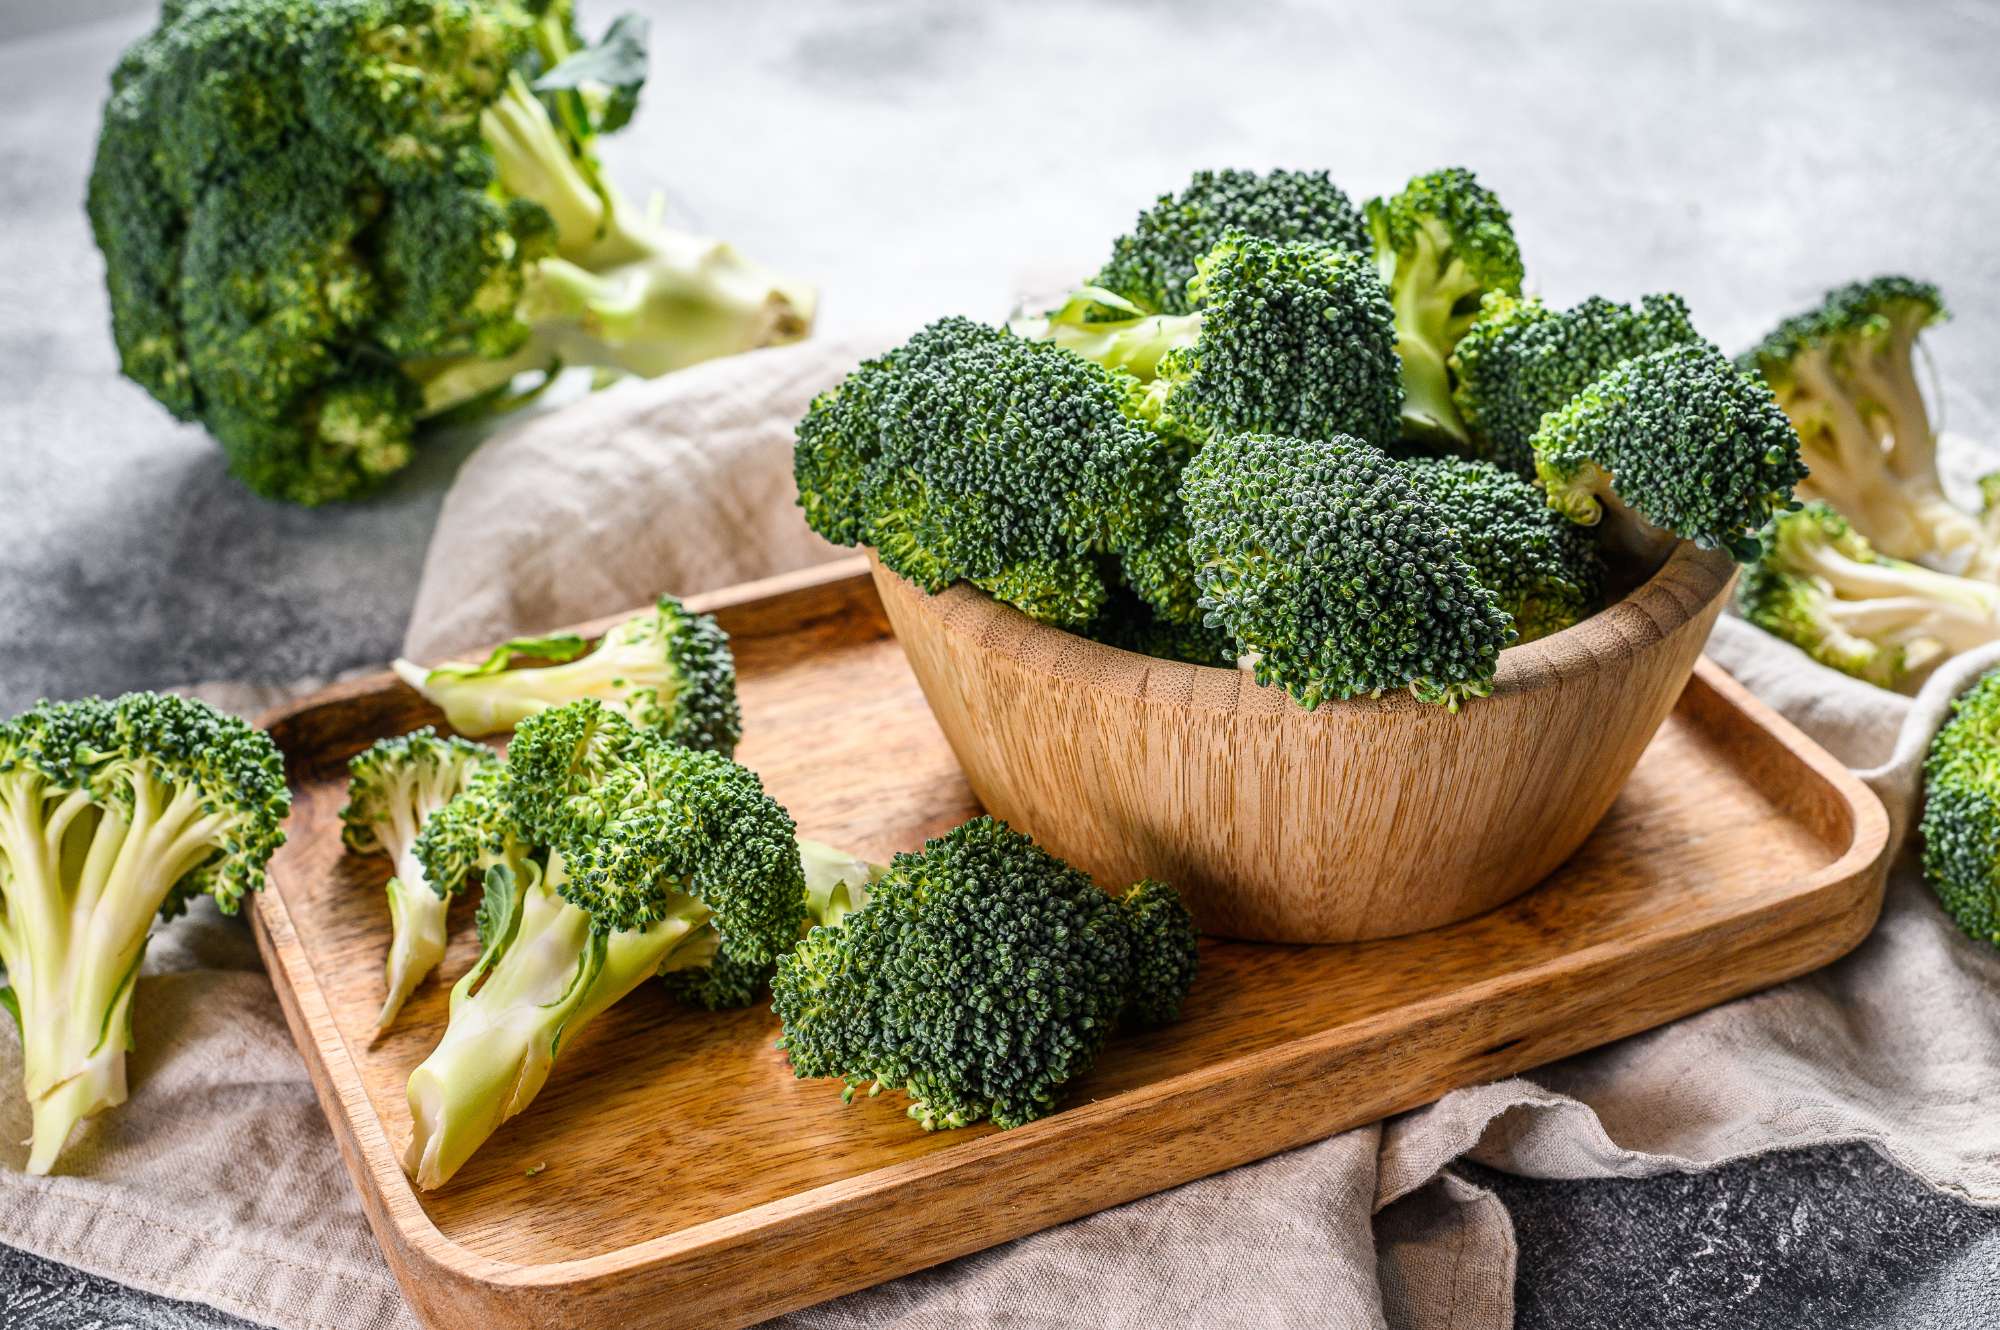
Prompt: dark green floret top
<box><xmin>1092</xmin><ymin>168</ymin><xmax>1372</xmax><ymax>316</ymax></box>
<box><xmin>1182</xmin><ymin>432</ymin><xmax>1512</xmax><ymax>710</ymax></box>
<box><xmin>1738</xmin><ymin>275</ymin><xmax>1946</xmax><ymax>387</ymax></box>
<box><xmin>1532</xmin><ymin>343</ymin><xmax>1807</xmax><ymax>561</ymax></box>
<box><xmin>1921</xmin><ymin>667</ymin><xmax>2000</xmax><ymax>947</ymax></box>
<box><xmin>771</xmin><ymin>816</ymin><xmax>1199</xmax><ymax>1131</ymax></box>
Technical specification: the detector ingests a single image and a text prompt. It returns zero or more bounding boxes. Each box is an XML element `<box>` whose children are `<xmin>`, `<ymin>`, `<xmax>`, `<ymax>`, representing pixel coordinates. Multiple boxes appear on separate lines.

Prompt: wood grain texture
<box><xmin>250</xmin><ymin>557</ymin><xmax>1889</xmax><ymax>1330</ymax></box>
<box><xmin>871</xmin><ymin>543</ymin><xmax>1740</xmax><ymax>942</ymax></box>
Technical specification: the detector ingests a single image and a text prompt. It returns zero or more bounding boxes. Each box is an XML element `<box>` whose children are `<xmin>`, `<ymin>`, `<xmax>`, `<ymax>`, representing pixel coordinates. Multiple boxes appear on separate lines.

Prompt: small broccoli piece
<box><xmin>0</xmin><ymin>693</ymin><xmax>289</xmax><ymax>1174</ymax></box>
<box><xmin>1182</xmin><ymin>432</ymin><xmax>1512</xmax><ymax>710</ymax></box>
<box><xmin>1451</xmin><ymin>292</ymin><xmax>1708</xmax><ymax>476</ymax></box>
<box><xmin>1738</xmin><ymin>277</ymin><xmax>1994</xmax><ymax>578</ymax></box>
<box><xmin>89</xmin><ymin>0</ymin><xmax>814</xmax><ymax>505</ymax></box>
<box><xmin>1920</xmin><ymin>667</ymin><xmax>2000</xmax><ymax>947</ymax></box>
<box><xmin>339</xmin><ymin>729</ymin><xmax>498</xmax><ymax>1033</ymax></box>
<box><xmin>1532</xmin><ymin>344</ymin><xmax>1807</xmax><ymax>562</ymax></box>
<box><xmin>1364</xmin><ymin>168</ymin><xmax>1524</xmax><ymax>447</ymax></box>
<box><xmin>771</xmin><ymin>817</ymin><xmax>1198</xmax><ymax>1131</ymax></box>
<box><xmin>392</xmin><ymin>594</ymin><xmax>740</xmax><ymax>751</ymax></box>
<box><xmin>793</xmin><ymin>317</ymin><xmax>1186</xmax><ymax>629</ymax></box>
<box><xmin>1737</xmin><ymin>504</ymin><xmax>2000</xmax><ymax>691</ymax></box>
<box><xmin>402</xmin><ymin>699</ymin><xmax>809</xmax><ymax>1188</ymax></box>
<box><xmin>1091</xmin><ymin>169</ymin><xmax>1371</xmax><ymax>316</ymax></box>
<box><xmin>1402</xmin><ymin>457</ymin><xmax>1605</xmax><ymax>644</ymax></box>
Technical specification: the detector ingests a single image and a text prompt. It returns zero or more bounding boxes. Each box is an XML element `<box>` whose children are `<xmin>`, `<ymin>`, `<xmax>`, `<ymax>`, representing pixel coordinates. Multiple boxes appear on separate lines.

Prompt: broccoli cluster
<box><xmin>801</xmin><ymin>166</ymin><xmax>1805</xmax><ymax>710</ymax></box>
<box><xmin>1922</xmin><ymin>668</ymin><xmax>2000</xmax><ymax>948</ymax></box>
<box><xmin>772</xmin><ymin>817</ymin><xmax>1197</xmax><ymax>1130</ymax></box>
<box><xmin>90</xmin><ymin>0</ymin><xmax>815</xmax><ymax>505</ymax></box>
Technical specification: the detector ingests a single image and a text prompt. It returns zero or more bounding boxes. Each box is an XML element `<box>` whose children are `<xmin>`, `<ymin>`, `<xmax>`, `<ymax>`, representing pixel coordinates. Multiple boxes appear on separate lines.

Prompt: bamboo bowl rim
<box><xmin>870</xmin><ymin>540</ymin><xmax>1739</xmax><ymax>718</ymax></box>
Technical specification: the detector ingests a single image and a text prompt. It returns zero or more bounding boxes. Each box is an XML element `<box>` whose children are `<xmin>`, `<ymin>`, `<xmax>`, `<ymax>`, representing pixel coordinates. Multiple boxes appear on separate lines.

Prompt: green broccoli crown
<box><xmin>412</xmin><ymin>763</ymin><xmax>518</xmax><ymax>898</ymax></box>
<box><xmin>1922</xmin><ymin>667</ymin><xmax>2000</xmax><ymax>947</ymax></box>
<box><xmin>771</xmin><ymin>817</ymin><xmax>1197</xmax><ymax>1130</ymax></box>
<box><xmin>339</xmin><ymin>727</ymin><xmax>497</xmax><ymax>856</ymax></box>
<box><xmin>1401</xmin><ymin>456</ymin><xmax>1604</xmax><ymax>644</ymax></box>
<box><xmin>1092</xmin><ymin>169</ymin><xmax>1371</xmax><ymax>316</ymax></box>
<box><xmin>1533</xmin><ymin>343</ymin><xmax>1807</xmax><ymax>561</ymax></box>
<box><xmin>1156</xmin><ymin>233</ymin><xmax>1402</xmax><ymax>451</ymax></box>
<box><xmin>1739</xmin><ymin>276</ymin><xmax>1946</xmax><ymax>387</ymax></box>
<box><xmin>0</xmin><ymin>693</ymin><xmax>289</xmax><ymax>916</ymax></box>
<box><xmin>501</xmin><ymin>699</ymin><xmax>806</xmax><ymax>963</ymax></box>
<box><xmin>641</xmin><ymin>597</ymin><xmax>741</xmax><ymax>754</ymax></box>
<box><xmin>1182</xmin><ymin>433</ymin><xmax>1512</xmax><ymax>710</ymax></box>
<box><xmin>1451</xmin><ymin>292</ymin><xmax>1707</xmax><ymax>476</ymax></box>
<box><xmin>793</xmin><ymin>317</ymin><xmax>1184</xmax><ymax>629</ymax></box>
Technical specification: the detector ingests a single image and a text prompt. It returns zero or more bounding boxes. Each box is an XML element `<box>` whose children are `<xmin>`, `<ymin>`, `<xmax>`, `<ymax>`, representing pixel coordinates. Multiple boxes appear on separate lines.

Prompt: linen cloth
<box><xmin>2</xmin><ymin>338</ymin><xmax>1995</xmax><ymax>1330</ymax></box>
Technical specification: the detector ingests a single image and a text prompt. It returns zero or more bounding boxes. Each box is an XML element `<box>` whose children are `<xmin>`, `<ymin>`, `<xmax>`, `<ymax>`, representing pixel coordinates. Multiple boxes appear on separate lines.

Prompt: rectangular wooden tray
<box><xmin>253</xmin><ymin>557</ymin><xmax>1891</xmax><ymax>1329</ymax></box>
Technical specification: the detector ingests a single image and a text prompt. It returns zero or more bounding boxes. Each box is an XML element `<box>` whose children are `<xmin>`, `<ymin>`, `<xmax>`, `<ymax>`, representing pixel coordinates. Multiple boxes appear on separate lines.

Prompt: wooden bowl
<box><xmin>868</xmin><ymin>544</ymin><xmax>1738</xmax><ymax>943</ymax></box>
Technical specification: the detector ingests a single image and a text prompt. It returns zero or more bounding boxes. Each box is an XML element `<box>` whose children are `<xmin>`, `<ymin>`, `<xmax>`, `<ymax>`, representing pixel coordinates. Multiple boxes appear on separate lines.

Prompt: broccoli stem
<box><xmin>1383</xmin><ymin>223</ymin><xmax>1480</xmax><ymax>445</ymax></box>
<box><xmin>481</xmin><ymin>73</ymin><xmax>609</xmax><ymax>263</ymax></box>
<box><xmin>1026</xmin><ymin>308</ymin><xmax>1201</xmax><ymax>381</ymax></box>
<box><xmin>402</xmin><ymin>854</ymin><xmax>709</xmax><ymax>1189</ymax></box>
<box><xmin>379</xmin><ymin>868</ymin><xmax>447</xmax><ymax>1035</ymax></box>
<box><xmin>393</xmin><ymin>638</ymin><xmax>680</xmax><ymax>736</ymax></box>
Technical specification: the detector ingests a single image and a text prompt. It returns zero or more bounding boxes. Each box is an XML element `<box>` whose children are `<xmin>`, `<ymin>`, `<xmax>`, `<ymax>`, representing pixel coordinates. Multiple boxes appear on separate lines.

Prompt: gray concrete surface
<box><xmin>5</xmin><ymin>0</ymin><xmax>1999</xmax><ymax>1326</ymax></box>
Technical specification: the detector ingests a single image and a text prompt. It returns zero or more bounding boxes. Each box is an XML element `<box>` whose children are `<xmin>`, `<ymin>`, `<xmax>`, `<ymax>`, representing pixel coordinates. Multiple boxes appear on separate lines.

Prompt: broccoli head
<box><xmin>403</xmin><ymin>699</ymin><xmax>809</xmax><ymax>1187</ymax></box>
<box><xmin>1533</xmin><ymin>344</ymin><xmax>1807</xmax><ymax>561</ymax></box>
<box><xmin>1921</xmin><ymin>667</ymin><xmax>2000</xmax><ymax>947</ymax></box>
<box><xmin>1738</xmin><ymin>278</ymin><xmax>1995</xmax><ymax>578</ymax></box>
<box><xmin>0</xmin><ymin>693</ymin><xmax>289</xmax><ymax>1174</ymax></box>
<box><xmin>794</xmin><ymin>317</ymin><xmax>1186</xmax><ymax>629</ymax></box>
<box><xmin>1737</xmin><ymin>504</ymin><xmax>2000</xmax><ymax>691</ymax></box>
<box><xmin>1365</xmin><ymin>167</ymin><xmax>1524</xmax><ymax>447</ymax></box>
<box><xmin>340</xmin><ymin>729</ymin><xmax>499</xmax><ymax>1032</ymax></box>
<box><xmin>89</xmin><ymin>0</ymin><xmax>814</xmax><ymax>505</ymax></box>
<box><xmin>1182</xmin><ymin>433</ymin><xmax>1513</xmax><ymax>710</ymax></box>
<box><xmin>1402</xmin><ymin>456</ymin><xmax>1605</xmax><ymax>644</ymax></box>
<box><xmin>772</xmin><ymin>817</ymin><xmax>1198</xmax><ymax>1131</ymax></box>
<box><xmin>1091</xmin><ymin>168</ymin><xmax>1371</xmax><ymax>316</ymax></box>
<box><xmin>1451</xmin><ymin>292</ymin><xmax>1707</xmax><ymax>476</ymax></box>
<box><xmin>392</xmin><ymin>594</ymin><xmax>740</xmax><ymax>751</ymax></box>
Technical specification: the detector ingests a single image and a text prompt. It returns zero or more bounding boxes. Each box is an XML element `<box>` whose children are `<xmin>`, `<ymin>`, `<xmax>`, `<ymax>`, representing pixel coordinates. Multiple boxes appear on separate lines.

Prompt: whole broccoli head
<box><xmin>1533</xmin><ymin>344</ymin><xmax>1807</xmax><ymax>561</ymax></box>
<box><xmin>90</xmin><ymin>0</ymin><xmax>814</xmax><ymax>505</ymax></box>
<box><xmin>1736</xmin><ymin>277</ymin><xmax>1995</xmax><ymax>579</ymax></box>
<box><xmin>1365</xmin><ymin>167</ymin><xmax>1524</xmax><ymax>446</ymax></box>
<box><xmin>771</xmin><ymin>816</ymin><xmax>1199</xmax><ymax>1131</ymax></box>
<box><xmin>794</xmin><ymin>317</ymin><xmax>1186</xmax><ymax>629</ymax></box>
<box><xmin>1091</xmin><ymin>168</ymin><xmax>1372</xmax><ymax>316</ymax></box>
<box><xmin>1183</xmin><ymin>432</ymin><xmax>1513</xmax><ymax>710</ymax></box>
<box><xmin>1451</xmin><ymin>292</ymin><xmax>1708</xmax><ymax>476</ymax></box>
<box><xmin>0</xmin><ymin>693</ymin><xmax>289</xmax><ymax>1173</ymax></box>
<box><xmin>1402</xmin><ymin>456</ymin><xmax>1605</xmax><ymax>644</ymax></box>
<box><xmin>1921</xmin><ymin>667</ymin><xmax>2000</xmax><ymax>947</ymax></box>
<box><xmin>1737</xmin><ymin>503</ymin><xmax>2000</xmax><ymax>691</ymax></box>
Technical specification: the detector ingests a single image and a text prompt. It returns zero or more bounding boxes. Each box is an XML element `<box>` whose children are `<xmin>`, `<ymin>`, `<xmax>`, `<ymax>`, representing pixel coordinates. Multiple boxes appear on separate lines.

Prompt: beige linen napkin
<box><xmin>3</xmin><ymin>344</ymin><xmax>1996</xmax><ymax>1330</ymax></box>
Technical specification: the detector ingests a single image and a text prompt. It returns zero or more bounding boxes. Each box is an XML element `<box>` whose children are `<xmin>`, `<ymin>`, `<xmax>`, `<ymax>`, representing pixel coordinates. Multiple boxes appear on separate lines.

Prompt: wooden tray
<box><xmin>253</xmin><ymin>557</ymin><xmax>1891</xmax><ymax>1330</ymax></box>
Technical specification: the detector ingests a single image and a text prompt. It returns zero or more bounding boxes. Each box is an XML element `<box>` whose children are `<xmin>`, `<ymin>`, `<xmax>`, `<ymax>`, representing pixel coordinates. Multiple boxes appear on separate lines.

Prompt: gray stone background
<box><xmin>3</xmin><ymin>0</ymin><xmax>1998</xmax><ymax>1325</ymax></box>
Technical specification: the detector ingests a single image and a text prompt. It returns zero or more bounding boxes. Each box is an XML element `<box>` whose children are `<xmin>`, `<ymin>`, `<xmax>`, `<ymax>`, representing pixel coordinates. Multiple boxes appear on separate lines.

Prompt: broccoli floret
<box><xmin>1451</xmin><ymin>292</ymin><xmax>1708</xmax><ymax>476</ymax></box>
<box><xmin>771</xmin><ymin>817</ymin><xmax>1198</xmax><ymax>1131</ymax></box>
<box><xmin>1737</xmin><ymin>504</ymin><xmax>2000</xmax><ymax>691</ymax></box>
<box><xmin>1182</xmin><ymin>433</ymin><xmax>1513</xmax><ymax>710</ymax></box>
<box><xmin>89</xmin><ymin>0</ymin><xmax>815</xmax><ymax>506</ymax></box>
<box><xmin>402</xmin><ymin>699</ymin><xmax>815</xmax><ymax>1188</ymax></box>
<box><xmin>794</xmin><ymin>317</ymin><xmax>1186</xmax><ymax>629</ymax></box>
<box><xmin>1920</xmin><ymin>667</ymin><xmax>2000</xmax><ymax>947</ymax></box>
<box><xmin>1737</xmin><ymin>277</ymin><xmax>1993</xmax><ymax>578</ymax></box>
<box><xmin>1365</xmin><ymin>168</ymin><xmax>1524</xmax><ymax>447</ymax></box>
<box><xmin>1533</xmin><ymin>344</ymin><xmax>1807</xmax><ymax>562</ymax></box>
<box><xmin>1090</xmin><ymin>169</ymin><xmax>1371</xmax><ymax>316</ymax></box>
<box><xmin>1402</xmin><ymin>457</ymin><xmax>1605</xmax><ymax>643</ymax></box>
<box><xmin>392</xmin><ymin>594</ymin><xmax>740</xmax><ymax>751</ymax></box>
<box><xmin>339</xmin><ymin>729</ymin><xmax>498</xmax><ymax>1033</ymax></box>
<box><xmin>0</xmin><ymin>693</ymin><xmax>289</xmax><ymax>1174</ymax></box>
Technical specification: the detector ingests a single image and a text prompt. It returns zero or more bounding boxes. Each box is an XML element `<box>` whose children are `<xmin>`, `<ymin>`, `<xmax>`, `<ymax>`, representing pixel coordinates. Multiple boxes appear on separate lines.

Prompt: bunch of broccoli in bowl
<box><xmin>89</xmin><ymin>0</ymin><xmax>817</xmax><ymax>506</ymax></box>
<box><xmin>797</xmin><ymin>166</ymin><xmax>1807</xmax><ymax>712</ymax></box>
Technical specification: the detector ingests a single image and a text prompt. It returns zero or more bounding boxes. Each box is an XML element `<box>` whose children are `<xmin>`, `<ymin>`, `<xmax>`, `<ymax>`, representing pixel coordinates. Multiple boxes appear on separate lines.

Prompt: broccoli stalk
<box><xmin>0</xmin><ymin>695</ymin><xmax>288</xmax><ymax>1174</ymax></box>
<box><xmin>1738</xmin><ymin>504</ymin><xmax>2000</xmax><ymax>690</ymax></box>
<box><xmin>393</xmin><ymin>594</ymin><xmax>740</xmax><ymax>752</ymax></box>
<box><xmin>1739</xmin><ymin>278</ymin><xmax>1995</xmax><ymax>579</ymax></box>
<box><xmin>340</xmin><ymin>731</ymin><xmax>498</xmax><ymax>1033</ymax></box>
